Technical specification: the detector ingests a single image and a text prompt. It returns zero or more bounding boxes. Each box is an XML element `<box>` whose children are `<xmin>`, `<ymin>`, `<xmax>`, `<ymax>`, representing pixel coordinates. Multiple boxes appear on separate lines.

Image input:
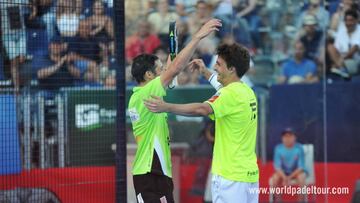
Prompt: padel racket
<box><xmin>168</xmin><ymin>21</ymin><xmax>178</xmax><ymax>89</ymax></box>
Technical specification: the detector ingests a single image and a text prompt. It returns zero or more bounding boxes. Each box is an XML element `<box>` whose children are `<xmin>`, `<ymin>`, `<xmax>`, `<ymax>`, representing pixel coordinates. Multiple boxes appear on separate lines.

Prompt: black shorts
<box><xmin>133</xmin><ymin>173</ymin><xmax>174</xmax><ymax>203</ymax></box>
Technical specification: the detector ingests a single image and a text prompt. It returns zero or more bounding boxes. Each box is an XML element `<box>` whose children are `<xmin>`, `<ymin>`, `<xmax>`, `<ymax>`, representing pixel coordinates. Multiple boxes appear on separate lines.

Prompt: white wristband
<box><xmin>208</xmin><ymin>73</ymin><xmax>222</xmax><ymax>91</ymax></box>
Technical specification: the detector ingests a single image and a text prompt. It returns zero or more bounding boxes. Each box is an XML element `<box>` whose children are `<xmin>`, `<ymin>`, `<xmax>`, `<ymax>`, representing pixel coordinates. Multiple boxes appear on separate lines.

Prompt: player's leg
<box><xmin>133</xmin><ymin>173</ymin><xmax>166</xmax><ymax>203</ymax></box>
<box><xmin>247</xmin><ymin>182</ymin><xmax>259</xmax><ymax>203</ymax></box>
<box><xmin>155</xmin><ymin>174</ymin><xmax>174</xmax><ymax>203</ymax></box>
<box><xmin>212</xmin><ymin>174</ymin><xmax>255</xmax><ymax>203</ymax></box>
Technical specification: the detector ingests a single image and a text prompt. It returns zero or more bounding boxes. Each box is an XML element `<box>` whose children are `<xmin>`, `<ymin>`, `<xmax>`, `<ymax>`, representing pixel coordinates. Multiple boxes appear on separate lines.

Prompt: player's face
<box><xmin>214</xmin><ymin>56</ymin><xmax>232</xmax><ymax>85</ymax></box>
<box><xmin>145</xmin><ymin>60</ymin><xmax>163</xmax><ymax>81</ymax></box>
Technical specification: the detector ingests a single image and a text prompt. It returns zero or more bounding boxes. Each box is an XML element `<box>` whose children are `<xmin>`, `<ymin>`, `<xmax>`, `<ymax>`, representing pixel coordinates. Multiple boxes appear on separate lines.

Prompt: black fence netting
<box><xmin>0</xmin><ymin>0</ymin><xmax>125</xmax><ymax>202</ymax></box>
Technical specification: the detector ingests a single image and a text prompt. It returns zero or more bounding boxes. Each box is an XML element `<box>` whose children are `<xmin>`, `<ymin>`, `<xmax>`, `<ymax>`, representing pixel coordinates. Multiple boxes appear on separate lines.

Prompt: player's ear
<box><xmin>144</xmin><ymin>70</ymin><xmax>154</xmax><ymax>80</ymax></box>
<box><xmin>229</xmin><ymin>66</ymin><xmax>235</xmax><ymax>73</ymax></box>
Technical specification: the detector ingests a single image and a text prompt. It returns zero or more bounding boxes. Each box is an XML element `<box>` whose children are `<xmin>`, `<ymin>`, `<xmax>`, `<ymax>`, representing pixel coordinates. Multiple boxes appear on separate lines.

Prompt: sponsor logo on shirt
<box><xmin>128</xmin><ymin>108</ymin><xmax>140</xmax><ymax>122</ymax></box>
<box><xmin>208</xmin><ymin>92</ymin><xmax>220</xmax><ymax>103</ymax></box>
<box><xmin>247</xmin><ymin>170</ymin><xmax>259</xmax><ymax>176</ymax></box>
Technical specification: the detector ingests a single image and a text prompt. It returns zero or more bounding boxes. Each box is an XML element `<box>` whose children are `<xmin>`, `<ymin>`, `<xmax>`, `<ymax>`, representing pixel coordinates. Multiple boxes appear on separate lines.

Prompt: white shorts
<box><xmin>211</xmin><ymin>174</ymin><xmax>259</xmax><ymax>203</ymax></box>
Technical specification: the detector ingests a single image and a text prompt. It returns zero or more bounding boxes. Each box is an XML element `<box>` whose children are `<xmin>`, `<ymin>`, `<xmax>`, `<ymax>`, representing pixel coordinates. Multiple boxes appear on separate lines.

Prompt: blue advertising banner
<box><xmin>0</xmin><ymin>94</ymin><xmax>21</xmax><ymax>175</ymax></box>
<box><xmin>267</xmin><ymin>83</ymin><xmax>360</xmax><ymax>162</ymax></box>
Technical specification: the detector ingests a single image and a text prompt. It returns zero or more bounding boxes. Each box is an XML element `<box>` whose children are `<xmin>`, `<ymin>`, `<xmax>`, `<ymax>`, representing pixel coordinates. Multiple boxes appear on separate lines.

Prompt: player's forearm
<box><xmin>164</xmin><ymin>102</ymin><xmax>210</xmax><ymax>117</ymax></box>
<box><xmin>202</xmin><ymin>68</ymin><xmax>213</xmax><ymax>80</ymax></box>
<box><xmin>167</xmin><ymin>37</ymin><xmax>201</xmax><ymax>76</ymax></box>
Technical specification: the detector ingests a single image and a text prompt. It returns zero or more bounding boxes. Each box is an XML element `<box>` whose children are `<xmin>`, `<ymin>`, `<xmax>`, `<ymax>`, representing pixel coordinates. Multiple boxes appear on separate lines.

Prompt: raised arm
<box><xmin>160</xmin><ymin>19</ymin><xmax>221</xmax><ymax>88</ymax></box>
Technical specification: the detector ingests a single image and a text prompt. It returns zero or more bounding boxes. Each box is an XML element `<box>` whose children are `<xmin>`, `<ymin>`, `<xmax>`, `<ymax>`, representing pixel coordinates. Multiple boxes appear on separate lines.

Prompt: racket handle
<box><xmin>170</xmin><ymin>53</ymin><xmax>176</xmax><ymax>61</ymax></box>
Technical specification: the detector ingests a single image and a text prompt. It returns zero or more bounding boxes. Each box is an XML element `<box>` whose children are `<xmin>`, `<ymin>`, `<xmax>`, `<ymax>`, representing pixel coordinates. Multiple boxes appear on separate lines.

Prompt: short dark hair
<box><xmin>345</xmin><ymin>9</ymin><xmax>359</xmax><ymax>20</ymax></box>
<box><xmin>196</xmin><ymin>0</ymin><xmax>207</xmax><ymax>6</ymax></box>
<box><xmin>216</xmin><ymin>43</ymin><xmax>250</xmax><ymax>78</ymax></box>
<box><xmin>131</xmin><ymin>54</ymin><xmax>159</xmax><ymax>83</ymax></box>
<box><xmin>281</xmin><ymin>127</ymin><xmax>296</xmax><ymax>136</ymax></box>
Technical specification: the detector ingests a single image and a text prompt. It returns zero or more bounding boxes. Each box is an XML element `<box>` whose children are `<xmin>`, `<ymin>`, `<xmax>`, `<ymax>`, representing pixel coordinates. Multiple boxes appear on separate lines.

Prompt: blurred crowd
<box><xmin>0</xmin><ymin>0</ymin><xmax>117</xmax><ymax>91</ymax></box>
<box><xmin>125</xmin><ymin>0</ymin><xmax>360</xmax><ymax>86</ymax></box>
<box><xmin>0</xmin><ymin>0</ymin><xmax>359</xmax><ymax>90</ymax></box>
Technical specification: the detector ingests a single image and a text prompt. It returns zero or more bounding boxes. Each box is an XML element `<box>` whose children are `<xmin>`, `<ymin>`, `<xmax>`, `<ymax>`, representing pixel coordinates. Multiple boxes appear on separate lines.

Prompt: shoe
<box><xmin>330</xmin><ymin>67</ymin><xmax>351</xmax><ymax>79</ymax></box>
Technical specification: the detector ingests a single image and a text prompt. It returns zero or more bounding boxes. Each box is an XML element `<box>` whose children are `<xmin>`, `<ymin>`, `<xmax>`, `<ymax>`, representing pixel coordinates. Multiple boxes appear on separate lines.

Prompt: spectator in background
<box><xmin>153</xmin><ymin>46</ymin><xmax>168</xmax><ymax>65</ymax></box>
<box><xmin>211</xmin><ymin>0</ymin><xmax>252</xmax><ymax>47</ymax></box>
<box><xmin>330</xmin><ymin>0</ymin><xmax>357</xmax><ymax>32</ymax></box>
<box><xmin>147</xmin><ymin>0</ymin><xmax>178</xmax><ymax>44</ymax></box>
<box><xmin>235</xmin><ymin>0</ymin><xmax>261</xmax><ymax>47</ymax></box>
<box><xmin>85</xmin><ymin>0</ymin><xmax>115</xmax><ymax>80</ymax></box>
<box><xmin>296</xmin><ymin>0</ymin><xmax>329</xmax><ymax>31</ymax></box>
<box><xmin>270</xmin><ymin>128</ymin><xmax>306</xmax><ymax>202</ymax></box>
<box><xmin>146</xmin><ymin>0</ymin><xmax>158</xmax><ymax>15</ymax></box>
<box><xmin>278</xmin><ymin>41</ymin><xmax>318</xmax><ymax>84</ymax></box>
<box><xmin>66</xmin><ymin>20</ymin><xmax>100</xmax><ymax>84</ymax></box>
<box><xmin>188</xmin><ymin>1</ymin><xmax>218</xmax><ymax>64</ymax></box>
<box><xmin>297</xmin><ymin>14</ymin><xmax>324</xmax><ymax>63</ymax></box>
<box><xmin>87</xmin><ymin>0</ymin><xmax>114</xmax><ymax>44</ymax></box>
<box><xmin>125</xmin><ymin>20</ymin><xmax>161</xmax><ymax>64</ymax></box>
<box><xmin>35</xmin><ymin>37</ymin><xmax>74</xmax><ymax>91</ymax></box>
<box><xmin>0</xmin><ymin>0</ymin><xmax>29</xmax><ymax>89</ymax></box>
<box><xmin>327</xmin><ymin>9</ymin><xmax>360</xmax><ymax>78</ymax></box>
<box><xmin>188</xmin><ymin>1</ymin><xmax>212</xmax><ymax>36</ymax></box>
<box><xmin>28</xmin><ymin>0</ymin><xmax>57</xmax><ymax>42</ymax></box>
<box><xmin>101</xmin><ymin>69</ymin><xmax>116</xmax><ymax>88</ymax></box>
<box><xmin>56</xmin><ymin>0</ymin><xmax>82</xmax><ymax>37</ymax></box>
<box><xmin>175</xmin><ymin>0</ymin><xmax>197</xmax><ymax>21</ymax></box>
<box><xmin>177</xmin><ymin>20</ymin><xmax>191</xmax><ymax>50</ymax></box>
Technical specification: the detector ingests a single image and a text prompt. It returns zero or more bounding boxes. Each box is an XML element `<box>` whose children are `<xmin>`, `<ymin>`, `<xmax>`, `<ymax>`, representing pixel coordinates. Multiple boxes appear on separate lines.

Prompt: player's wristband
<box><xmin>208</xmin><ymin>73</ymin><xmax>222</xmax><ymax>91</ymax></box>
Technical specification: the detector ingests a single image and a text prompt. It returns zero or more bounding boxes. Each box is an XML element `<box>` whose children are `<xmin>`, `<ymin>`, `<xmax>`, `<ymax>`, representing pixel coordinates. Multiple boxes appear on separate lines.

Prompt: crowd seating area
<box><xmin>125</xmin><ymin>0</ymin><xmax>360</xmax><ymax>87</ymax></box>
<box><xmin>0</xmin><ymin>0</ymin><xmax>117</xmax><ymax>90</ymax></box>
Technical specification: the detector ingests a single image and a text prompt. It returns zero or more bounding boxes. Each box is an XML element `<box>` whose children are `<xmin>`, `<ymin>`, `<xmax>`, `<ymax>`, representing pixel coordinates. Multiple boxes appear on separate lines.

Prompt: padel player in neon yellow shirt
<box><xmin>144</xmin><ymin>43</ymin><xmax>259</xmax><ymax>203</ymax></box>
<box><xmin>128</xmin><ymin>19</ymin><xmax>221</xmax><ymax>203</ymax></box>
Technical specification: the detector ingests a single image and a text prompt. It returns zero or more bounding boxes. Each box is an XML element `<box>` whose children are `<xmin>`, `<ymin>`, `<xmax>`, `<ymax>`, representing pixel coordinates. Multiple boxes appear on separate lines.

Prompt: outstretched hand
<box><xmin>194</xmin><ymin>19</ymin><xmax>222</xmax><ymax>40</ymax></box>
<box><xmin>144</xmin><ymin>95</ymin><xmax>168</xmax><ymax>113</ymax></box>
<box><xmin>188</xmin><ymin>59</ymin><xmax>206</xmax><ymax>74</ymax></box>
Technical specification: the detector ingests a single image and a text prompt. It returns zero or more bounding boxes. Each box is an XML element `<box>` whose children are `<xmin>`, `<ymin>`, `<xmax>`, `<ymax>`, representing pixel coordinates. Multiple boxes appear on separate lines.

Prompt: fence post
<box><xmin>57</xmin><ymin>94</ymin><xmax>65</xmax><ymax>168</ymax></box>
<box><xmin>38</xmin><ymin>93</ymin><xmax>45</xmax><ymax>169</ymax></box>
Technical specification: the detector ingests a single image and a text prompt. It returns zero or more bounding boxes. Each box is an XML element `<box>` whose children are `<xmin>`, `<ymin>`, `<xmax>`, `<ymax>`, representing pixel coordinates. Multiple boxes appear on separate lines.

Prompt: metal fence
<box><xmin>0</xmin><ymin>0</ymin><xmax>126</xmax><ymax>202</ymax></box>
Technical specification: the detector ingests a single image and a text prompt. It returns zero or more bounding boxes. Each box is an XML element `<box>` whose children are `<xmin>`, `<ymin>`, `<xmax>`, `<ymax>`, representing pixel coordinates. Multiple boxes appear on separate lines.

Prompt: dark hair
<box><xmin>281</xmin><ymin>127</ymin><xmax>296</xmax><ymax>136</ymax></box>
<box><xmin>216</xmin><ymin>43</ymin><xmax>250</xmax><ymax>78</ymax></box>
<box><xmin>345</xmin><ymin>9</ymin><xmax>359</xmax><ymax>20</ymax></box>
<box><xmin>131</xmin><ymin>54</ymin><xmax>159</xmax><ymax>83</ymax></box>
<box><xmin>196</xmin><ymin>0</ymin><xmax>207</xmax><ymax>7</ymax></box>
